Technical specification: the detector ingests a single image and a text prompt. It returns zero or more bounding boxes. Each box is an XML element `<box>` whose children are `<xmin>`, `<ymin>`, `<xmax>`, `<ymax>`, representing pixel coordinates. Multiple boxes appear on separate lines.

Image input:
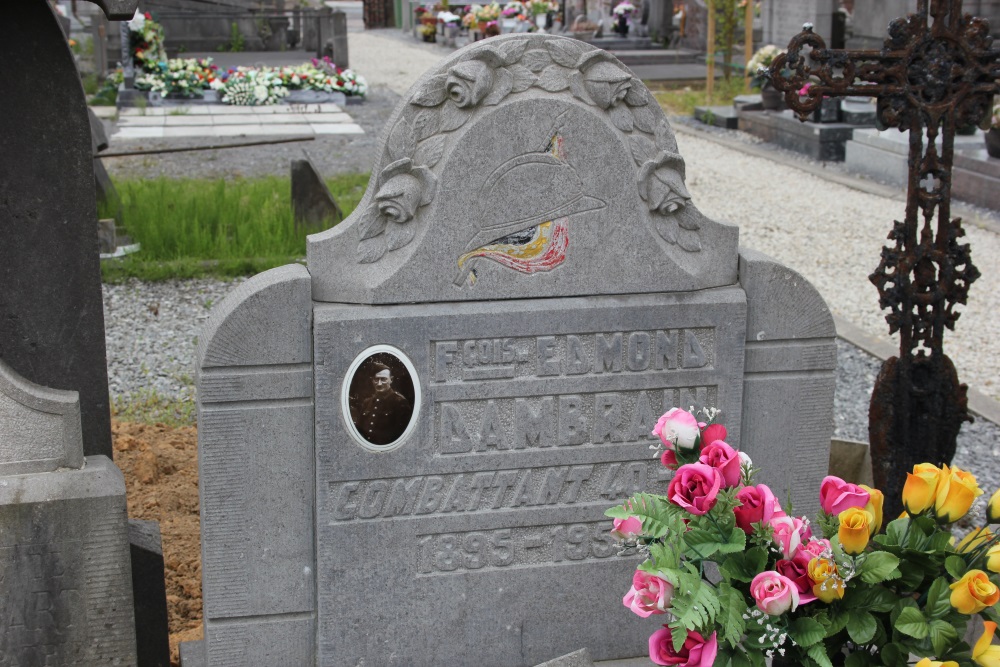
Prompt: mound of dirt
<box><xmin>112</xmin><ymin>420</ymin><xmax>203</xmax><ymax>666</ymax></box>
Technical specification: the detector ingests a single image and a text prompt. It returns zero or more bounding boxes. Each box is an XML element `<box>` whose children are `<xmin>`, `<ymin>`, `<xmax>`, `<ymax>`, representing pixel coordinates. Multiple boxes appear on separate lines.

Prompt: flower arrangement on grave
<box><xmin>220</xmin><ymin>67</ymin><xmax>290</xmax><ymax>105</ymax></box>
<box><xmin>607</xmin><ymin>406</ymin><xmax>1000</xmax><ymax>667</ymax></box>
<box><xmin>502</xmin><ymin>1</ymin><xmax>526</xmax><ymax>18</ymax></box>
<box><xmin>991</xmin><ymin>100</ymin><xmax>1000</xmax><ymax>131</ymax></box>
<box><xmin>613</xmin><ymin>2</ymin><xmax>636</xmax><ymax>17</ymax></box>
<box><xmin>134</xmin><ymin>57</ymin><xmax>218</xmax><ymax>97</ymax></box>
<box><xmin>746</xmin><ymin>44</ymin><xmax>783</xmax><ymax>89</ymax></box>
<box><xmin>462</xmin><ymin>7</ymin><xmax>480</xmax><ymax>30</ymax></box>
<box><xmin>127</xmin><ymin>10</ymin><xmax>167</xmax><ymax>73</ymax></box>
<box><xmin>529</xmin><ymin>0</ymin><xmax>556</xmax><ymax>16</ymax></box>
<box><xmin>474</xmin><ymin>3</ymin><xmax>501</xmax><ymax>24</ymax></box>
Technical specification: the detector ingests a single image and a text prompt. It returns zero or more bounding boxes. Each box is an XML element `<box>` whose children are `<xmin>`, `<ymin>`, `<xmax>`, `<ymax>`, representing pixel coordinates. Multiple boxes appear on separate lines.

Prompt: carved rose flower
<box><xmin>445</xmin><ymin>59</ymin><xmax>494</xmax><ymax>108</ymax></box>
<box><xmin>637</xmin><ymin>151</ymin><xmax>692</xmax><ymax>215</ymax></box>
<box><xmin>375</xmin><ymin>173</ymin><xmax>423</xmax><ymax>224</ymax></box>
<box><xmin>582</xmin><ymin>61</ymin><xmax>632</xmax><ymax>109</ymax></box>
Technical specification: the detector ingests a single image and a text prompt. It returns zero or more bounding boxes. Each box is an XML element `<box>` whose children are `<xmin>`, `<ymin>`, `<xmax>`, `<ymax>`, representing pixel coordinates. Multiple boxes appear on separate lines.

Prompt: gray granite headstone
<box><xmin>0</xmin><ymin>359</ymin><xmax>137</xmax><ymax>665</ymax></box>
<box><xmin>187</xmin><ymin>34</ymin><xmax>835</xmax><ymax>667</ymax></box>
<box><xmin>291</xmin><ymin>156</ymin><xmax>344</xmax><ymax>232</ymax></box>
<box><xmin>761</xmin><ymin>0</ymin><xmax>838</xmax><ymax>47</ymax></box>
<box><xmin>1</xmin><ymin>0</ymin><xmax>113</xmax><ymax>459</ymax></box>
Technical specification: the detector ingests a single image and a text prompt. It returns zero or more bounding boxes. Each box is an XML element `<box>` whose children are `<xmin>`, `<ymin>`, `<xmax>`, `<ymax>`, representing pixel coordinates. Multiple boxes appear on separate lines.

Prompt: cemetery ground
<box><xmin>92</xmin><ymin>29</ymin><xmax>1000</xmax><ymax>667</ymax></box>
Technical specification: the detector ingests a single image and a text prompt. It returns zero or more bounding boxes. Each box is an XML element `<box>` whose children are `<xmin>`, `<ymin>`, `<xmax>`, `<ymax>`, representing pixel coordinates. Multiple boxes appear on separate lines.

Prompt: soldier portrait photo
<box><xmin>347</xmin><ymin>352</ymin><xmax>416</xmax><ymax>446</ymax></box>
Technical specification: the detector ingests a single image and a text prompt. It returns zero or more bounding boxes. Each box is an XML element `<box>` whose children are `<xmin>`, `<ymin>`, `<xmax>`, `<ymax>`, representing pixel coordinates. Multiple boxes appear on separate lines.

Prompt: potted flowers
<box><xmin>609</xmin><ymin>406</ymin><xmax>1000</xmax><ymax>667</ymax></box>
<box><xmin>746</xmin><ymin>44</ymin><xmax>784</xmax><ymax>111</ymax></box>
<box><xmin>986</xmin><ymin>101</ymin><xmax>1000</xmax><ymax>159</ymax></box>
<box><xmin>612</xmin><ymin>1</ymin><xmax>635</xmax><ymax>36</ymax></box>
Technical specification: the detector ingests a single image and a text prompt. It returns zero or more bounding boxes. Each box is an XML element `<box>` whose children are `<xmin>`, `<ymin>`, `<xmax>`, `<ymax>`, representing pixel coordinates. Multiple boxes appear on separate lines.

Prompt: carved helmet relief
<box><xmin>307</xmin><ymin>34</ymin><xmax>739</xmax><ymax>303</ymax></box>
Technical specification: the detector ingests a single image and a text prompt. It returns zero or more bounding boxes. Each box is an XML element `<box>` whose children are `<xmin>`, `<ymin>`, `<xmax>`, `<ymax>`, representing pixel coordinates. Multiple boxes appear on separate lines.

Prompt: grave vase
<box><xmin>985</xmin><ymin>128</ymin><xmax>1000</xmax><ymax>159</ymax></box>
<box><xmin>760</xmin><ymin>81</ymin><xmax>783</xmax><ymax>111</ymax></box>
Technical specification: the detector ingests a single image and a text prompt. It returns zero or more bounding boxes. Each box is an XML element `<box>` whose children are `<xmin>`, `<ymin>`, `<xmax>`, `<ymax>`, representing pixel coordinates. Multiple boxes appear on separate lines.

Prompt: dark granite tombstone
<box><xmin>291</xmin><ymin>156</ymin><xmax>343</xmax><ymax>232</ymax></box>
<box><xmin>129</xmin><ymin>519</ymin><xmax>171</xmax><ymax>667</ymax></box>
<box><xmin>1</xmin><ymin>0</ymin><xmax>120</xmax><ymax>458</ymax></box>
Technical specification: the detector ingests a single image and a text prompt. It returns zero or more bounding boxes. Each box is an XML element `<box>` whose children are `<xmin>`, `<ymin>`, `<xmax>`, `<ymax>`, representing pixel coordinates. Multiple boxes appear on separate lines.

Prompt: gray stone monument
<box><xmin>761</xmin><ymin>0</ymin><xmax>838</xmax><ymax>47</ymax></box>
<box><xmin>0</xmin><ymin>359</ymin><xmax>137</xmax><ymax>665</ymax></box>
<box><xmin>848</xmin><ymin>0</ymin><xmax>1000</xmax><ymax>49</ymax></box>
<box><xmin>184</xmin><ymin>34</ymin><xmax>836</xmax><ymax>666</ymax></box>
<box><xmin>292</xmin><ymin>156</ymin><xmax>344</xmax><ymax>233</ymax></box>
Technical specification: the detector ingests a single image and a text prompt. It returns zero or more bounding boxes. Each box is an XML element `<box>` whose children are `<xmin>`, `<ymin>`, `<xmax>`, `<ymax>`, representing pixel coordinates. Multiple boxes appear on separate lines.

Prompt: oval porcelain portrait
<box><xmin>342</xmin><ymin>345</ymin><xmax>420</xmax><ymax>451</ymax></box>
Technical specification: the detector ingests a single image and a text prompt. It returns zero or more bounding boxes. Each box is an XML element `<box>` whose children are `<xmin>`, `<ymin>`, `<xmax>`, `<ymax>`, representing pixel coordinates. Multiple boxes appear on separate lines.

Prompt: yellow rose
<box><xmin>957</xmin><ymin>527</ymin><xmax>994</xmax><ymax>553</ymax></box>
<box><xmin>988</xmin><ymin>489</ymin><xmax>1000</xmax><ymax>524</ymax></box>
<box><xmin>859</xmin><ymin>484</ymin><xmax>884</xmax><ymax>534</ymax></box>
<box><xmin>975</xmin><ymin>620</ymin><xmax>1000</xmax><ymax>667</ymax></box>
<box><xmin>916</xmin><ymin>658</ymin><xmax>959</xmax><ymax>667</ymax></box>
<box><xmin>950</xmin><ymin>569</ymin><xmax>1000</xmax><ymax>614</ymax></box>
<box><xmin>838</xmin><ymin>507</ymin><xmax>873</xmax><ymax>555</ymax></box>
<box><xmin>903</xmin><ymin>463</ymin><xmax>945</xmax><ymax>515</ymax></box>
<box><xmin>987</xmin><ymin>545</ymin><xmax>1000</xmax><ymax>574</ymax></box>
<box><xmin>935</xmin><ymin>465</ymin><xmax>984</xmax><ymax>523</ymax></box>
<box><xmin>809</xmin><ymin>557</ymin><xmax>846</xmax><ymax>603</ymax></box>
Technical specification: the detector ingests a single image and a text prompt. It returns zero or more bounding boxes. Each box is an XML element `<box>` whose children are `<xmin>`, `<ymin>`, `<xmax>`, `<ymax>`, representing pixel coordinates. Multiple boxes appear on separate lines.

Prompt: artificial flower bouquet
<box><xmin>607</xmin><ymin>407</ymin><xmax>1000</xmax><ymax>667</ymax></box>
<box><xmin>746</xmin><ymin>44</ymin><xmax>783</xmax><ymax>89</ymax></box>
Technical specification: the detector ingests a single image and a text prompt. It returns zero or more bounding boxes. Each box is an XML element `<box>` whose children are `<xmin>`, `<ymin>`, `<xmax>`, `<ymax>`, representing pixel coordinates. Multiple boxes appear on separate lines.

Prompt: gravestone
<box><xmin>761</xmin><ymin>0</ymin><xmax>838</xmax><ymax>46</ymax></box>
<box><xmin>1</xmin><ymin>0</ymin><xmax>115</xmax><ymax>458</ymax></box>
<box><xmin>184</xmin><ymin>34</ymin><xmax>836</xmax><ymax>666</ymax></box>
<box><xmin>129</xmin><ymin>519</ymin><xmax>171</xmax><ymax>667</ymax></box>
<box><xmin>0</xmin><ymin>359</ymin><xmax>137</xmax><ymax>664</ymax></box>
<box><xmin>291</xmin><ymin>155</ymin><xmax>344</xmax><ymax>232</ymax></box>
<box><xmin>848</xmin><ymin>0</ymin><xmax>1000</xmax><ymax>49</ymax></box>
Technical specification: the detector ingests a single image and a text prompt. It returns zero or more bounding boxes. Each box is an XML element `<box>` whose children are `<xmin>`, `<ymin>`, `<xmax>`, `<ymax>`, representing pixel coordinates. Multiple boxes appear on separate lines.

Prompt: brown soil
<box><xmin>112</xmin><ymin>420</ymin><xmax>203</xmax><ymax>667</ymax></box>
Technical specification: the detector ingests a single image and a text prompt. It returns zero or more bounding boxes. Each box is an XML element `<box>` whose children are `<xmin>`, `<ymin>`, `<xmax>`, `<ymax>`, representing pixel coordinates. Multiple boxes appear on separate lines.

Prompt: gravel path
<box><xmin>100</xmin><ymin>29</ymin><xmax>1000</xmax><ymax>496</ymax></box>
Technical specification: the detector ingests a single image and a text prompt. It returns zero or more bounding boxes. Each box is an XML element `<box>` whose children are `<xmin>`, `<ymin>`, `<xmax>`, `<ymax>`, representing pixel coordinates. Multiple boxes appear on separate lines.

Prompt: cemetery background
<box><xmin>48</xmin><ymin>2</ymin><xmax>1000</xmax><ymax>665</ymax></box>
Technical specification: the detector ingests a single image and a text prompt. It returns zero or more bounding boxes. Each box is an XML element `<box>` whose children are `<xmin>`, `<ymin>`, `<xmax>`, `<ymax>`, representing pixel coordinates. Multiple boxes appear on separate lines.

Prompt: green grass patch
<box><xmin>101</xmin><ymin>174</ymin><xmax>370</xmax><ymax>282</ymax></box>
<box><xmin>651</xmin><ymin>77</ymin><xmax>750</xmax><ymax>117</ymax></box>
<box><xmin>112</xmin><ymin>389</ymin><xmax>197</xmax><ymax>427</ymax></box>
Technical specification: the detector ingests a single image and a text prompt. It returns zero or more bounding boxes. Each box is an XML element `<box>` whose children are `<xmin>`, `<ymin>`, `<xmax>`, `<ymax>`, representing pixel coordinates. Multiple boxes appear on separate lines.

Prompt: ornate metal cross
<box><xmin>767</xmin><ymin>0</ymin><xmax>999</xmax><ymax>515</ymax></box>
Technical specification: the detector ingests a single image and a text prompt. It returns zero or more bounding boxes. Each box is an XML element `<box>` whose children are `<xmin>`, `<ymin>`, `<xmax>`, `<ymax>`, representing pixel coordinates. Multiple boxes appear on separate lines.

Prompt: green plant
<box><xmin>652</xmin><ymin>78</ymin><xmax>746</xmax><ymax>117</ymax></box>
<box><xmin>82</xmin><ymin>72</ymin><xmax>101</xmax><ymax>95</ymax></box>
<box><xmin>99</xmin><ymin>175</ymin><xmax>369</xmax><ymax>281</ymax></box>
<box><xmin>112</xmin><ymin>388</ymin><xmax>196</xmax><ymax>426</ymax></box>
<box><xmin>227</xmin><ymin>22</ymin><xmax>246</xmax><ymax>52</ymax></box>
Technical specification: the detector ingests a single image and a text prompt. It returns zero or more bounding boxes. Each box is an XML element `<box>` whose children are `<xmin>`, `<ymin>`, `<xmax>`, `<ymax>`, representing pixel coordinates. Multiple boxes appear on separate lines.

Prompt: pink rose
<box><xmin>700</xmin><ymin>423</ymin><xmax>727</xmax><ymax>447</ymax></box>
<box><xmin>667</xmin><ymin>463</ymin><xmax>723</xmax><ymax>515</ymax></box>
<box><xmin>623</xmin><ymin>570</ymin><xmax>673</xmax><ymax>617</ymax></box>
<box><xmin>611</xmin><ymin>516</ymin><xmax>643</xmax><ymax>540</ymax></box>
<box><xmin>750</xmin><ymin>571</ymin><xmax>800</xmax><ymax>615</ymax></box>
<box><xmin>698</xmin><ymin>440</ymin><xmax>741</xmax><ymax>487</ymax></box>
<box><xmin>819</xmin><ymin>475</ymin><xmax>870</xmax><ymax>515</ymax></box>
<box><xmin>798</xmin><ymin>538</ymin><xmax>831</xmax><ymax>561</ymax></box>
<box><xmin>648</xmin><ymin>627</ymin><xmax>718</xmax><ymax>667</ymax></box>
<box><xmin>769</xmin><ymin>515</ymin><xmax>810</xmax><ymax>558</ymax></box>
<box><xmin>733</xmin><ymin>484</ymin><xmax>783</xmax><ymax>534</ymax></box>
<box><xmin>776</xmin><ymin>553</ymin><xmax>817</xmax><ymax>604</ymax></box>
<box><xmin>653</xmin><ymin>408</ymin><xmax>700</xmax><ymax>451</ymax></box>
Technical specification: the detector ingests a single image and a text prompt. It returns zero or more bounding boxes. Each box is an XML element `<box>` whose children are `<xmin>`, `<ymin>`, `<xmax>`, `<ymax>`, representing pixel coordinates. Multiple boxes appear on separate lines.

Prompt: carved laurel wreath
<box><xmin>357</xmin><ymin>37</ymin><xmax>700</xmax><ymax>264</ymax></box>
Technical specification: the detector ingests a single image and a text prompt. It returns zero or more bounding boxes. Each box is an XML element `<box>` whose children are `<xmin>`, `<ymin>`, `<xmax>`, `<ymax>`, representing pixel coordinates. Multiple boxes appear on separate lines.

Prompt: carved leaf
<box><xmin>629</xmin><ymin>135</ymin><xmax>657</xmax><ymax>165</ymax></box>
<box><xmin>676</xmin><ymin>207</ymin><xmax>701</xmax><ymax>231</ymax></box>
<box><xmin>508</xmin><ymin>64</ymin><xmax>537</xmax><ymax>93</ymax></box>
<box><xmin>537</xmin><ymin>65</ymin><xmax>570</xmax><ymax>92</ymax></box>
<box><xmin>567</xmin><ymin>71</ymin><xmax>592</xmax><ymax>103</ymax></box>
<box><xmin>358</xmin><ymin>208</ymin><xmax>388</xmax><ymax>241</ymax></box>
<box><xmin>496</xmin><ymin>39</ymin><xmax>528</xmax><ymax>65</ymax></box>
<box><xmin>412</xmin><ymin>166</ymin><xmax>439</xmax><ymax>206</ymax></box>
<box><xmin>483</xmin><ymin>68</ymin><xmax>514</xmax><ymax>106</ymax></box>
<box><xmin>440</xmin><ymin>103</ymin><xmax>472</xmax><ymax>132</ymax></box>
<box><xmin>413</xmin><ymin>135</ymin><xmax>446</xmax><ymax>168</ymax></box>
<box><xmin>632</xmin><ymin>102</ymin><xmax>656</xmax><ymax>134</ymax></box>
<box><xmin>624</xmin><ymin>80</ymin><xmax>649</xmax><ymax>106</ymax></box>
<box><xmin>678</xmin><ymin>229</ymin><xmax>702</xmax><ymax>252</ymax></box>
<box><xmin>385</xmin><ymin>221</ymin><xmax>417</xmax><ymax>251</ymax></box>
<box><xmin>358</xmin><ymin>235</ymin><xmax>388</xmax><ymax>264</ymax></box>
<box><xmin>412</xmin><ymin>109</ymin><xmax>442</xmax><ymax>142</ymax></box>
<box><xmin>546</xmin><ymin>40</ymin><xmax>582</xmax><ymax>68</ymax></box>
<box><xmin>387</xmin><ymin>119</ymin><xmax>417</xmax><ymax>162</ymax></box>
<box><xmin>522</xmin><ymin>49</ymin><xmax>552</xmax><ymax>72</ymax></box>
<box><xmin>654</xmin><ymin>118</ymin><xmax>679</xmax><ymax>153</ymax></box>
<box><xmin>410</xmin><ymin>74</ymin><xmax>450</xmax><ymax>107</ymax></box>
<box><xmin>610</xmin><ymin>104</ymin><xmax>634</xmax><ymax>132</ymax></box>
<box><xmin>654</xmin><ymin>217</ymin><xmax>678</xmax><ymax>245</ymax></box>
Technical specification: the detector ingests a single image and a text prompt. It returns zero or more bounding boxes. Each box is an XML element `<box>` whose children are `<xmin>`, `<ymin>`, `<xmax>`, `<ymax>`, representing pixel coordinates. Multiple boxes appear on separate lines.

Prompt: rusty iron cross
<box><xmin>767</xmin><ymin>0</ymin><xmax>1000</xmax><ymax>515</ymax></box>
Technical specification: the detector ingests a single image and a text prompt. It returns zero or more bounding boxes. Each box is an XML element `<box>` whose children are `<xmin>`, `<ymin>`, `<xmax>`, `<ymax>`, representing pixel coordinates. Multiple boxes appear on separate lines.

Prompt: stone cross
<box><xmin>768</xmin><ymin>0</ymin><xmax>1000</xmax><ymax>514</ymax></box>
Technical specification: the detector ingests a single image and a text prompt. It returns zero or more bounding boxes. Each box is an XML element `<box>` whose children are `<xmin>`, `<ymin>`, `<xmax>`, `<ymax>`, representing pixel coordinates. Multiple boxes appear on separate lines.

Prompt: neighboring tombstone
<box><xmin>184</xmin><ymin>34</ymin><xmax>835</xmax><ymax>666</ymax></box>
<box><xmin>129</xmin><ymin>519</ymin><xmax>171</xmax><ymax>667</ymax></box>
<box><xmin>761</xmin><ymin>0</ymin><xmax>838</xmax><ymax>47</ymax></box>
<box><xmin>848</xmin><ymin>0</ymin><xmax>1000</xmax><ymax>49</ymax></box>
<box><xmin>1</xmin><ymin>0</ymin><xmax>115</xmax><ymax>459</ymax></box>
<box><xmin>676</xmin><ymin>0</ymin><xmax>707</xmax><ymax>50</ymax></box>
<box><xmin>646</xmin><ymin>0</ymin><xmax>674</xmax><ymax>43</ymax></box>
<box><xmin>292</xmin><ymin>156</ymin><xmax>344</xmax><ymax>233</ymax></box>
<box><xmin>0</xmin><ymin>359</ymin><xmax>137</xmax><ymax>664</ymax></box>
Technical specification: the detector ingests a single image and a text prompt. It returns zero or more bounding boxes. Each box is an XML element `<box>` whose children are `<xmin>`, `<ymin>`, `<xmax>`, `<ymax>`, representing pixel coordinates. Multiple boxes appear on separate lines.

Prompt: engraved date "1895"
<box><xmin>416</xmin><ymin>522</ymin><xmax>617</xmax><ymax>575</ymax></box>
